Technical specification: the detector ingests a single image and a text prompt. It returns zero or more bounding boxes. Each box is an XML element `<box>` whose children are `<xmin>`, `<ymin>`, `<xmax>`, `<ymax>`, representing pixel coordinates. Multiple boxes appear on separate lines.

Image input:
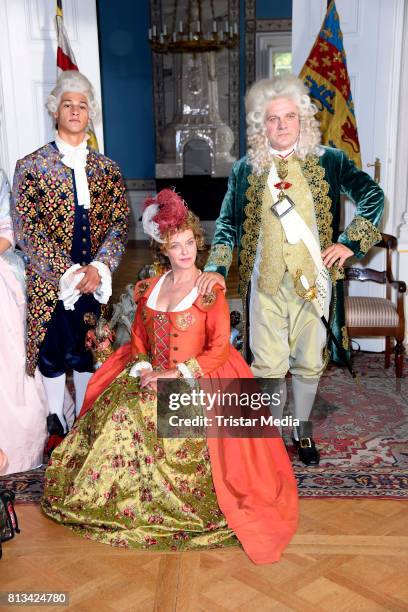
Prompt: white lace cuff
<box><xmin>176</xmin><ymin>363</ymin><xmax>196</xmax><ymax>388</ymax></box>
<box><xmin>176</xmin><ymin>362</ymin><xmax>193</xmax><ymax>379</ymax></box>
<box><xmin>58</xmin><ymin>264</ymin><xmax>83</xmax><ymax>311</ymax></box>
<box><xmin>90</xmin><ymin>260</ymin><xmax>112</xmax><ymax>304</ymax></box>
<box><xmin>129</xmin><ymin>361</ymin><xmax>153</xmax><ymax>378</ymax></box>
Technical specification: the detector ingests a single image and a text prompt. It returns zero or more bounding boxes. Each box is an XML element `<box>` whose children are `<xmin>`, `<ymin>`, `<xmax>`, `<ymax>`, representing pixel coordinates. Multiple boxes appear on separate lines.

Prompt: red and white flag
<box><xmin>55</xmin><ymin>0</ymin><xmax>99</xmax><ymax>150</ymax></box>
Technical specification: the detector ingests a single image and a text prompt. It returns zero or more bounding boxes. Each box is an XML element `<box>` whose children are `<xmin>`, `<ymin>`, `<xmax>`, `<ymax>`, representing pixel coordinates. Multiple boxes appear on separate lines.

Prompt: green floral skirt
<box><xmin>41</xmin><ymin>369</ymin><xmax>237</xmax><ymax>551</ymax></box>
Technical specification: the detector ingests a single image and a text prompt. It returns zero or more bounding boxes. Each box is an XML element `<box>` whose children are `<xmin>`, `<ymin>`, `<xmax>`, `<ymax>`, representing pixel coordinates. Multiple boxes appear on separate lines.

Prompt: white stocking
<box><xmin>73</xmin><ymin>370</ymin><xmax>93</xmax><ymax>417</ymax></box>
<box><xmin>292</xmin><ymin>375</ymin><xmax>319</xmax><ymax>440</ymax></box>
<box><xmin>43</xmin><ymin>374</ymin><xmax>67</xmax><ymax>432</ymax></box>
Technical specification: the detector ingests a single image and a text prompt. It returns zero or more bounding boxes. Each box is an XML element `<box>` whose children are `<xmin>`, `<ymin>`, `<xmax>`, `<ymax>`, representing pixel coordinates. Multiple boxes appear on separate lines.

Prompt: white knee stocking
<box><xmin>73</xmin><ymin>371</ymin><xmax>93</xmax><ymax>417</ymax></box>
<box><xmin>43</xmin><ymin>374</ymin><xmax>67</xmax><ymax>432</ymax></box>
<box><xmin>292</xmin><ymin>375</ymin><xmax>319</xmax><ymax>440</ymax></box>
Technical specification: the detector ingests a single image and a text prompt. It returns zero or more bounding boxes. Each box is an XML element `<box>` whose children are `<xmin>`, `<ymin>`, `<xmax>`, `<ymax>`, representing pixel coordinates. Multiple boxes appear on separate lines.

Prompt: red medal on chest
<box><xmin>274</xmin><ymin>180</ymin><xmax>292</xmax><ymax>191</ymax></box>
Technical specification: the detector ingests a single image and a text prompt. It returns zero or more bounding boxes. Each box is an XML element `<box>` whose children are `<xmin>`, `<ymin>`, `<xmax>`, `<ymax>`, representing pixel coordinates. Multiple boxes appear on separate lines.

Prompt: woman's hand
<box><xmin>139</xmin><ymin>368</ymin><xmax>180</xmax><ymax>392</ymax></box>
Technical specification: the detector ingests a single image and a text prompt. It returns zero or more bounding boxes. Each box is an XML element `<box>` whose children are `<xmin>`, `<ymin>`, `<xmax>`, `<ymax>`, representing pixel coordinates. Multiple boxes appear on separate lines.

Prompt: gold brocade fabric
<box><xmin>345</xmin><ymin>215</ymin><xmax>382</xmax><ymax>254</ymax></box>
<box><xmin>258</xmin><ymin>156</ymin><xmax>319</xmax><ymax>296</ymax></box>
<box><xmin>205</xmin><ymin>244</ymin><xmax>233</xmax><ymax>270</ymax></box>
<box><xmin>239</xmin><ymin>173</ymin><xmax>267</xmax><ymax>297</ymax></box>
<box><xmin>41</xmin><ymin>369</ymin><xmax>236</xmax><ymax>551</ymax></box>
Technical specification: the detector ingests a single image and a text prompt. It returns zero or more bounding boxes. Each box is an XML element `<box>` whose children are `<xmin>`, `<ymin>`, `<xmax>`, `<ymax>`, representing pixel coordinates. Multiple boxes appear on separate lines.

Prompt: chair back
<box><xmin>344</xmin><ymin>232</ymin><xmax>397</xmax><ymax>300</ymax></box>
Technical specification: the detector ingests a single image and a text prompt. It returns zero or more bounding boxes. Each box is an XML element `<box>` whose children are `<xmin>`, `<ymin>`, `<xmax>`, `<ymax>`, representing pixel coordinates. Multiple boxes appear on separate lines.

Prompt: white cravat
<box><xmin>55</xmin><ymin>132</ymin><xmax>90</xmax><ymax>209</ymax></box>
<box><xmin>269</xmin><ymin>145</ymin><xmax>296</xmax><ymax>158</ymax></box>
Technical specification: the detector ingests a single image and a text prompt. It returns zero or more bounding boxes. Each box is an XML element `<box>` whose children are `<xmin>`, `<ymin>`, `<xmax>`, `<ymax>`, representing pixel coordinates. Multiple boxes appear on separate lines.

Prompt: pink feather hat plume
<box><xmin>142</xmin><ymin>188</ymin><xmax>189</xmax><ymax>243</ymax></box>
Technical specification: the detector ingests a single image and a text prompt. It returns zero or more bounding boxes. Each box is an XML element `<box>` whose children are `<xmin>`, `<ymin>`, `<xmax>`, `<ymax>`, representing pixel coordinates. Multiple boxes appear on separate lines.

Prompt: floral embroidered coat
<box><xmin>11</xmin><ymin>143</ymin><xmax>129</xmax><ymax>375</ymax></box>
<box><xmin>204</xmin><ymin>146</ymin><xmax>384</xmax><ymax>362</ymax></box>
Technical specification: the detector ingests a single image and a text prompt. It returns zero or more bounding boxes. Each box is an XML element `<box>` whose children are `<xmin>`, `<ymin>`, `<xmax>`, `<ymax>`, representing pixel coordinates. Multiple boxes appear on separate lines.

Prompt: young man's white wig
<box><xmin>246</xmin><ymin>74</ymin><xmax>322</xmax><ymax>174</ymax></box>
<box><xmin>46</xmin><ymin>70</ymin><xmax>100</xmax><ymax>121</ymax></box>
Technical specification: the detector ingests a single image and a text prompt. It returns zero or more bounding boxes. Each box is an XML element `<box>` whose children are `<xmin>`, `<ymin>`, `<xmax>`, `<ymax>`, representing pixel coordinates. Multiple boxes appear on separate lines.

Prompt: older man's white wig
<box><xmin>245</xmin><ymin>74</ymin><xmax>322</xmax><ymax>174</ymax></box>
<box><xmin>46</xmin><ymin>70</ymin><xmax>100</xmax><ymax>121</ymax></box>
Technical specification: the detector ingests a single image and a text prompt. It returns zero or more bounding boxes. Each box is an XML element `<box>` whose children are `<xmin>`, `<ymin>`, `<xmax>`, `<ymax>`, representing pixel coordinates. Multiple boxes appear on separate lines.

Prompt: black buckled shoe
<box><xmin>46</xmin><ymin>413</ymin><xmax>65</xmax><ymax>437</ymax></box>
<box><xmin>296</xmin><ymin>437</ymin><xmax>320</xmax><ymax>466</ymax></box>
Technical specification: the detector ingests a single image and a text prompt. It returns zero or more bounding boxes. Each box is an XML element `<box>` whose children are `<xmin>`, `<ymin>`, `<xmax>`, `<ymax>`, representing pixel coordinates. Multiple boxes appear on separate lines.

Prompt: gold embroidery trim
<box><xmin>299</xmin><ymin>155</ymin><xmax>333</xmax><ymax>252</ymax></box>
<box><xmin>135</xmin><ymin>280</ymin><xmax>150</xmax><ymax>300</ymax></box>
<box><xmin>299</xmin><ymin>154</ymin><xmax>345</xmax><ymax>286</ymax></box>
<box><xmin>175</xmin><ymin>312</ymin><xmax>196</xmax><ymax>330</ymax></box>
<box><xmin>201</xmin><ymin>291</ymin><xmax>216</xmax><ymax>307</ymax></box>
<box><xmin>258</xmin><ymin>169</ymin><xmax>285</xmax><ymax>296</ymax></box>
<box><xmin>184</xmin><ymin>357</ymin><xmax>203</xmax><ymax>378</ymax></box>
<box><xmin>239</xmin><ymin>172</ymin><xmax>268</xmax><ymax>298</ymax></box>
<box><xmin>330</xmin><ymin>265</ymin><xmax>345</xmax><ymax>282</ymax></box>
<box><xmin>206</xmin><ymin>244</ymin><xmax>233</xmax><ymax>270</ymax></box>
<box><xmin>345</xmin><ymin>216</ymin><xmax>382</xmax><ymax>254</ymax></box>
<box><xmin>341</xmin><ymin>325</ymin><xmax>350</xmax><ymax>350</ymax></box>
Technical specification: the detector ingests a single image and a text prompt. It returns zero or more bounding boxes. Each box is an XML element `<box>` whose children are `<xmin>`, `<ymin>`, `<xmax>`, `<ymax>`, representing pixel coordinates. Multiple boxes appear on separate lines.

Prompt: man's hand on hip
<box><xmin>322</xmin><ymin>243</ymin><xmax>354</xmax><ymax>268</ymax></box>
<box><xmin>75</xmin><ymin>265</ymin><xmax>101</xmax><ymax>293</ymax></box>
<box><xmin>195</xmin><ymin>272</ymin><xmax>226</xmax><ymax>294</ymax></box>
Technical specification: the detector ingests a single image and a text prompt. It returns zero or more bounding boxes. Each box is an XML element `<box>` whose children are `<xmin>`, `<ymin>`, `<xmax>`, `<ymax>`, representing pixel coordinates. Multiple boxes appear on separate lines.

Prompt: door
<box><xmin>0</xmin><ymin>0</ymin><xmax>103</xmax><ymax>181</ymax></box>
<box><xmin>292</xmin><ymin>0</ymin><xmax>404</xmax><ymax>350</ymax></box>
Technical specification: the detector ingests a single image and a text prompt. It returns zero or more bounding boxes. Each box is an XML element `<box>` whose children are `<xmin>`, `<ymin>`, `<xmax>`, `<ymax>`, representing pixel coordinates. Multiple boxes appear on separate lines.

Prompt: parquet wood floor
<box><xmin>1</xmin><ymin>500</ymin><xmax>408</xmax><ymax>611</ymax></box>
<box><xmin>2</xmin><ymin>243</ymin><xmax>407</xmax><ymax>611</ymax></box>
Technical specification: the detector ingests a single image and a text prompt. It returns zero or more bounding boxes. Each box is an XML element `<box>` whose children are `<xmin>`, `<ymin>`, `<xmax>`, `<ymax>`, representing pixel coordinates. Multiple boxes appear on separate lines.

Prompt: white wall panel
<box><xmin>26</xmin><ymin>0</ymin><xmax>79</xmax><ymax>42</ymax></box>
<box><xmin>0</xmin><ymin>0</ymin><xmax>103</xmax><ymax>183</ymax></box>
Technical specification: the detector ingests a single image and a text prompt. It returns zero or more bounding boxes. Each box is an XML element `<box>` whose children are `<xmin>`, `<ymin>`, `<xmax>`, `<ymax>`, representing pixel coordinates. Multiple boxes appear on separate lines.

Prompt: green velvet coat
<box><xmin>204</xmin><ymin>146</ymin><xmax>384</xmax><ymax>363</ymax></box>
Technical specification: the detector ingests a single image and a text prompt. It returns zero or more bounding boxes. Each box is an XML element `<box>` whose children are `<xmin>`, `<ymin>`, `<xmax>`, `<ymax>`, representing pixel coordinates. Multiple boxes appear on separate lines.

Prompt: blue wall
<box><xmin>256</xmin><ymin>0</ymin><xmax>292</xmax><ymax>19</ymax></box>
<box><xmin>97</xmin><ymin>0</ymin><xmax>154</xmax><ymax>178</ymax></box>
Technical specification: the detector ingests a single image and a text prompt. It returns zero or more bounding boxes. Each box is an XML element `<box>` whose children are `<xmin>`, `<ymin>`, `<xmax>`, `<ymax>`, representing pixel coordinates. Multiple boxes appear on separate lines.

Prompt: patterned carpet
<box><xmin>1</xmin><ymin>353</ymin><xmax>407</xmax><ymax>502</ymax></box>
<box><xmin>289</xmin><ymin>351</ymin><xmax>408</xmax><ymax>498</ymax></box>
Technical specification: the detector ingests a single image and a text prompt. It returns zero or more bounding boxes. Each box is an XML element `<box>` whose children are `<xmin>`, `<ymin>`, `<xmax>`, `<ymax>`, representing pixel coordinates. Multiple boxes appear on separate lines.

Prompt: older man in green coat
<box><xmin>197</xmin><ymin>75</ymin><xmax>384</xmax><ymax>465</ymax></box>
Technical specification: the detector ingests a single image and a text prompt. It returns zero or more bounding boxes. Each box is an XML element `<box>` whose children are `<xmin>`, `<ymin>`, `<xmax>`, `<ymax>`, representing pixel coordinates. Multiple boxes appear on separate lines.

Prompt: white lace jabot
<box><xmin>55</xmin><ymin>132</ymin><xmax>90</xmax><ymax>209</ymax></box>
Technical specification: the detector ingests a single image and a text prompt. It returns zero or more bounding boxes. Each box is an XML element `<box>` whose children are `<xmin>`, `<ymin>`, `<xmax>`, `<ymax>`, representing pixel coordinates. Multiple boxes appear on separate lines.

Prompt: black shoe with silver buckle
<box><xmin>297</xmin><ymin>437</ymin><xmax>320</xmax><ymax>466</ymax></box>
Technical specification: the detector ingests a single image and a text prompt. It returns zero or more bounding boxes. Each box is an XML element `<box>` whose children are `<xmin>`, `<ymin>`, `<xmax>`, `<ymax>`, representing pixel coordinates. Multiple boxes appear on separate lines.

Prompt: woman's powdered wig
<box><xmin>46</xmin><ymin>70</ymin><xmax>100</xmax><ymax>122</ymax></box>
<box><xmin>245</xmin><ymin>75</ymin><xmax>322</xmax><ymax>174</ymax></box>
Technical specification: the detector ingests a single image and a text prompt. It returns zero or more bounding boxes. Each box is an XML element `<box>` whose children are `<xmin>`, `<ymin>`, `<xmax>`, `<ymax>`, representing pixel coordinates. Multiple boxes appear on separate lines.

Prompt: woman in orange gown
<box><xmin>42</xmin><ymin>189</ymin><xmax>298</xmax><ymax>564</ymax></box>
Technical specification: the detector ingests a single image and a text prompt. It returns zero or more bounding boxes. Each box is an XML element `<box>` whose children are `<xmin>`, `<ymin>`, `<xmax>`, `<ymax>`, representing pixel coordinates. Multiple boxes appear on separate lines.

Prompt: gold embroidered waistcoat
<box><xmin>258</xmin><ymin>156</ymin><xmax>319</xmax><ymax>296</ymax></box>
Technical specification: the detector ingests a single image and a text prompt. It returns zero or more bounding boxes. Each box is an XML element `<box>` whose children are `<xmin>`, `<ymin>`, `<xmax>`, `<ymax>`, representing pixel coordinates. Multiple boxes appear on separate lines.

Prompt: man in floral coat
<box><xmin>11</xmin><ymin>71</ymin><xmax>129</xmax><ymax>435</ymax></box>
<box><xmin>197</xmin><ymin>75</ymin><xmax>384</xmax><ymax>465</ymax></box>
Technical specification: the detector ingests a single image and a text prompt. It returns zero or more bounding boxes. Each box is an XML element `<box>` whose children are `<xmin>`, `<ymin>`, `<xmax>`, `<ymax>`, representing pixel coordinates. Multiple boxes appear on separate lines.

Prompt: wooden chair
<box><xmin>344</xmin><ymin>233</ymin><xmax>406</xmax><ymax>378</ymax></box>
